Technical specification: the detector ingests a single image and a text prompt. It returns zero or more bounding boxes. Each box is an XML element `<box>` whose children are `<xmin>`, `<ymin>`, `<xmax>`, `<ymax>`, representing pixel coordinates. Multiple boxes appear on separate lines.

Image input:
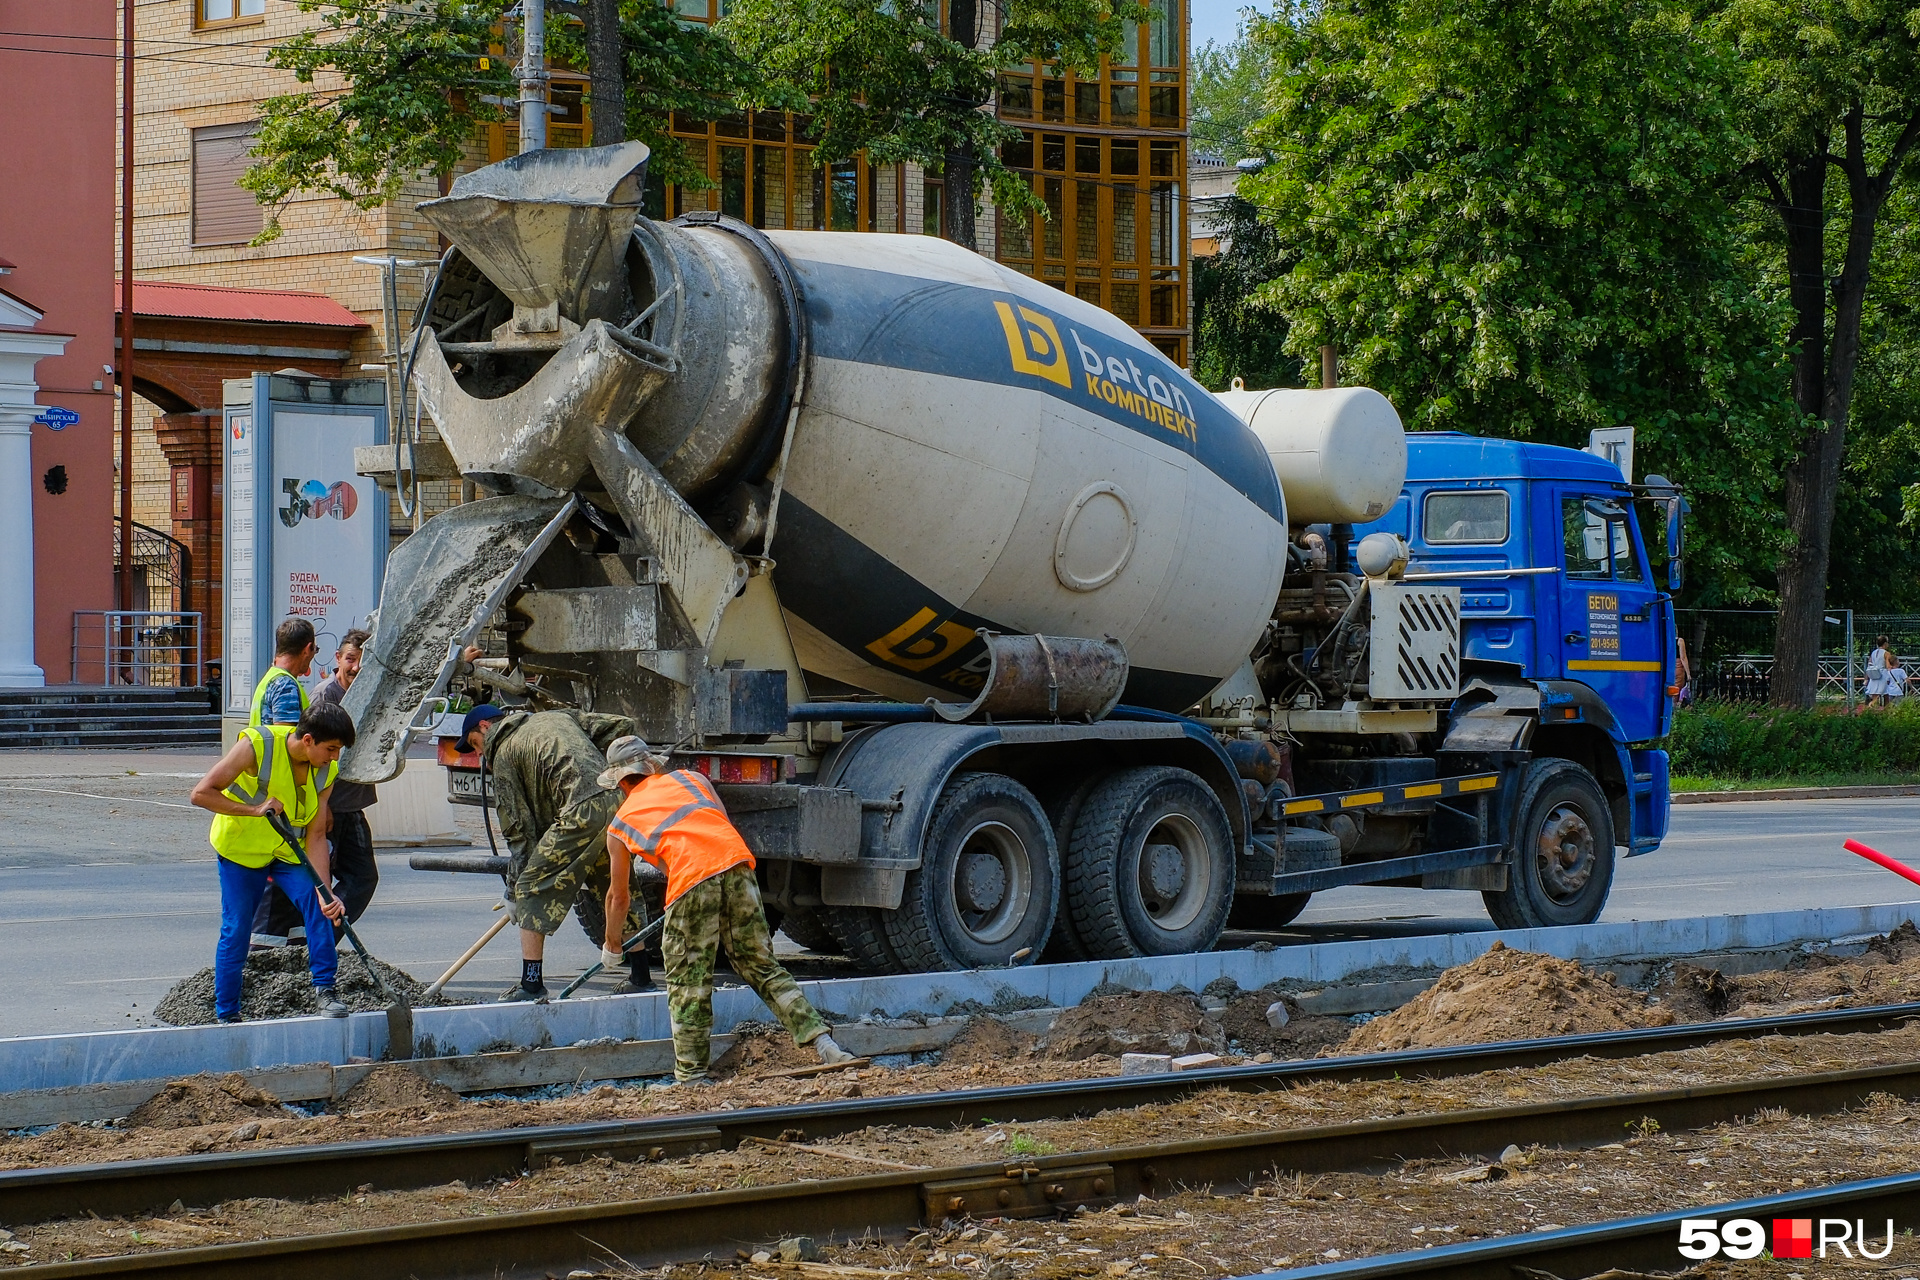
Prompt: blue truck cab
<box><xmin>1358</xmin><ymin>431</ymin><xmax>1680</xmax><ymax>868</ymax></box>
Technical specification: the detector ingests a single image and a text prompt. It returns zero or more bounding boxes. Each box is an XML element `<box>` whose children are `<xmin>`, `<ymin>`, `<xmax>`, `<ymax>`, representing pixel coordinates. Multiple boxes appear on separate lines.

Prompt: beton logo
<box><xmin>1677</xmin><ymin>1217</ymin><xmax>1892</xmax><ymax>1261</ymax></box>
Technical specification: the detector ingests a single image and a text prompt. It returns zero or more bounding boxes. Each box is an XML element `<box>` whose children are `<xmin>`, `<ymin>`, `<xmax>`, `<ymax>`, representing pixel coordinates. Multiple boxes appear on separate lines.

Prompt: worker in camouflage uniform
<box><xmin>599</xmin><ymin>735</ymin><xmax>853</xmax><ymax>1084</ymax></box>
<box><xmin>459</xmin><ymin>705</ymin><xmax>653</xmax><ymax>1001</ymax></box>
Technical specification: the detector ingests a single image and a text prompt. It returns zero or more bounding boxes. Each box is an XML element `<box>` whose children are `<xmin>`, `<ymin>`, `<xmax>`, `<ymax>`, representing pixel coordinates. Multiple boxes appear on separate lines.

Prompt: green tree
<box><xmin>1239</xmin><ymin>0</ymin><xmax>1799</xmax><ymax>606</ymax></box>
<box><xmin>1715</xmin><ymin>0</ymin><xmax>1920</xmax><ymax>706</ymax></box>
<box><xmin>1190</xmin><ymin>22</ymin><xmax>1274</xmax><ymax>161</ymax></box>
<box><xmin>718</xmin><ymin>0</ymin><xmax>1149</xmax><ymax>250</ymax></box>
<box><xmin>242</xmin><ymin>0</ymin><xmax>763</xmax><ymax>240</ymax></box>
<box><xmin>1191</xmin><ymin>194</ymin><xmax>1302</xmax><ymax>390</ymax></box>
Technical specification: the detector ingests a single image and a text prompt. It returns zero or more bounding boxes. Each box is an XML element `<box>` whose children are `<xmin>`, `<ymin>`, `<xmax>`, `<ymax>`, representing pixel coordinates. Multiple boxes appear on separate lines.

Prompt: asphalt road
<box><xmin>2</xmin><ymin>748</ymin><xmax>1916</xmax><ymax>1039</ymax></box>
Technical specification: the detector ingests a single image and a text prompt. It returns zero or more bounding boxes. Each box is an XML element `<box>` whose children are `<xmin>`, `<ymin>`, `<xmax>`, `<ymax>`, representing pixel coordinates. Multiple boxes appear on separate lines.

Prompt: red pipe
<box><xmin>1844</xmin><ymin>839</ymin><xmax>1920</xmax><ymax>889</ymax></box>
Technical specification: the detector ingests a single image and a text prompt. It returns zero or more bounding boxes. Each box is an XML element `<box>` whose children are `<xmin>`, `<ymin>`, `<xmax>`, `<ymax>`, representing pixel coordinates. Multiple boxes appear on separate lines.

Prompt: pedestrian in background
<box><xmin>265</xmin><ymin>628</ymin><xmax>378</xmax><ymax>942</ymax></box>
<box><xmin>599</xmin><ymin>735</ymin><xmax>853</xmax><ymax>1086</ymax></box>
<box><xmin>190</xmin><ymin>703</ymin><xmax>355</xmax><ymax>1023</ymax></box>
<box><xmin>1868</xmin><ymin>635</ymin><xmax>1893</xmax><ymax>708</ymax></box>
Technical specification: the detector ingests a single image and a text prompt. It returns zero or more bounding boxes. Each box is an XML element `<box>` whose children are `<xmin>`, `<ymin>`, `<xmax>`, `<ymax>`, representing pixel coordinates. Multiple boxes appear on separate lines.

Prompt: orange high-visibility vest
<box><xmin>607</xmin><ymin>770</ymin><xmax>754</xmax><ymax>908</ymax></box>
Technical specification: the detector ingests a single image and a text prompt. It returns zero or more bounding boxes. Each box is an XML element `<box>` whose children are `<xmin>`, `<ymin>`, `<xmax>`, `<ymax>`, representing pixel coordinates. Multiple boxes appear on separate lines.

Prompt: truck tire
<box><xmin>824</xmin><ymin>905</ymin><xmax>910</xmax><ymax>975</ymax></box>
<box><xmin>883</xmin><ymin>772</ymin><xmax>1060</xmax><ymax>971</ymax></box>
<box><xmin>1065</xmin><ymin>766</ymin><xmax>1236</xmax><ymax>959</ymax></box>
<box><xmin>1483</xmin><ymin>758</ymin><xmax>1616</xmax><ymax>930</ymax></box>
<box><xmin>1037</xmin><ymin>771</ymin><xmax>1102</xmax><ymax>963</ymax></box>
<box><xmin>778</xmin><ymin>907</ymin><xmax>845</xmax><ymax>956</ymax></box>
<box><xmin>1227</xmin><ymin>892</ymin><xmax>1312</xmax><ymax>931</ymax></box>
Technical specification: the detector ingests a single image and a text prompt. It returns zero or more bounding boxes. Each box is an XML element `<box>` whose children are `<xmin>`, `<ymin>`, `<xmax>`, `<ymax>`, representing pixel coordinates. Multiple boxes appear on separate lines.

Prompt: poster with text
<box><xmin>270</xmin><ymin>412</ymin><xmax>383</xmax><ymax>693</ymax></box>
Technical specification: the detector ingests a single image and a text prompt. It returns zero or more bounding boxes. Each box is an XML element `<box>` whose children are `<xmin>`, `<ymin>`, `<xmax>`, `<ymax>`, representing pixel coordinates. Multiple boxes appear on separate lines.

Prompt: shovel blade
<box><xmin>386</xmin><ymin>1002</ymin><xmax>415</xmax><ymax>1060</ymax></box>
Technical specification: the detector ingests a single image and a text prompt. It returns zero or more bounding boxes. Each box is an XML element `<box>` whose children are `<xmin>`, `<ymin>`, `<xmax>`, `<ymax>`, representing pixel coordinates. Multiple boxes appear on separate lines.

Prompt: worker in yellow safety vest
<box><xmin>191</xmin><ymin>702</ymin><xmax>355</xmax><ymax>1023</ymax></box>
<box><xmin>249</xmin><ymin>617</ymin><xmax>318</xmax><ymax>727</ymax></box>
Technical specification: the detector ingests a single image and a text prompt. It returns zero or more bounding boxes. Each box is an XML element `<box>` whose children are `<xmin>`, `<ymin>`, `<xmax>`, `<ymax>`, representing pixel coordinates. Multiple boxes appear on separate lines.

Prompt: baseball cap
<box><xmin>459</xmin><ymin>703</ymin><xmax>504</xmax><ymax>752</ymax></box>
<box><xmin>597</xmin><ymin>734</ymin><xmax>669</xmax><ymax>789</ymax></box>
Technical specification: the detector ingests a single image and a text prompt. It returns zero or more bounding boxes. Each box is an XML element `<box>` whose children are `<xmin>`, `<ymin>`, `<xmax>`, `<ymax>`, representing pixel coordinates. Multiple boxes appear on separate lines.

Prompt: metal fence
<box><xmin>1677</xmin><ymin>609</ymin><xmax>1920</xmax><ymax>704</ymax></box>
<box><xmin>70</xmin><ymin>611</ymin><xmax>204</xmax><ymax>688</ymax></box>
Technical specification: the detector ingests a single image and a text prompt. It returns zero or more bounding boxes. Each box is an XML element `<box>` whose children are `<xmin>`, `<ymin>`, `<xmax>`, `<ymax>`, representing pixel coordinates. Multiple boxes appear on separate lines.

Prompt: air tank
<box><xmin>1212</xmin><ymin>385</ymin><xmax>1407</xmax><ymax>526</ymax></box>
<box><xmin>411</xmin><ymin>143</ymin><xmax>1290</xmax><ymax>713</ymax></box>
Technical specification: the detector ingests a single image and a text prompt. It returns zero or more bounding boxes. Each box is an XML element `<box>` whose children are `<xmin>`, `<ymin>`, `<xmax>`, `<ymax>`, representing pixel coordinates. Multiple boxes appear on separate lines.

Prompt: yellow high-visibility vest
<box><xmin>209</xmin><ymin>724</ymin><xmax>337</xmax><ymax>869</ymax></box>
<box><xmin>248</xmin><ymin>666</ymin><xmax>309</xmax><ymax>727</ymax></box>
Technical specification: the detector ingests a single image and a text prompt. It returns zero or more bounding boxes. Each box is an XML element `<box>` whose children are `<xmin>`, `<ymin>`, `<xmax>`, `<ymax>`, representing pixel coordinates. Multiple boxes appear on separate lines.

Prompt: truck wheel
<box><xmin>1065</xmin><ymin>766</ymin><xmax>1235</xmax><ymax>959</ymax></box>
<box><xmin>1227</xmin><ymin>892</ymin><xmax>1312</xmax><ymax>931</ymax></box>
<box><xmin>1483</xmin><ymin>758</ymin><xmax>1616</xmax><ymax>930</ymax></box>
<box><xmin>779</xmin><ymin>908</ymin><xmax>845</xmax><ymax>956</ymax></box>
<box><xmin>1037</xmin><ymin>772</ymin><xmax>1101</xmax><ymax>963</ymax></box>
<box><xmin>824</xmin><ymin>906</ymin><xmax>910</xmax><ymax>975</ymax></box>
<box><xmin>884</xmin><ymin>772</ymin><xmax>1060</xmax><ymax>971</ymax></box>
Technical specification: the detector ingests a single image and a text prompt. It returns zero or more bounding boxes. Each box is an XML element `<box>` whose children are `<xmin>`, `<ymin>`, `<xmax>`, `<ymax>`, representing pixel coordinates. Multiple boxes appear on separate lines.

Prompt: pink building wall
<box><xmin>0</xmin><ymin>0</ymin><xmax>118</xmax><ymax>683</ymax></box>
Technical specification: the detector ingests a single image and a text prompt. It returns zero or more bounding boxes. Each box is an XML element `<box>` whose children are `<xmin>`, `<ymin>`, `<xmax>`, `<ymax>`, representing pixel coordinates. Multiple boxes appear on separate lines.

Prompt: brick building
<box><xmin>0</xmin><ymin>1</ymin><xmax>119</xmax><ymax>686</ymax></box>
<box><xmin>123</xmin><ymin>0</ymin><xmax>1188</xmax><ymax>671</ymax></box>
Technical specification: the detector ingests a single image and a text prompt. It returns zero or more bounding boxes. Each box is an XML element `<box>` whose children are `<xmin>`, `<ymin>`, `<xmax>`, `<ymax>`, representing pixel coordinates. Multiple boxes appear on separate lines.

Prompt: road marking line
<box><xmin>0</xmin><ymin>785</ymin><xmax>193</xmax><ymax>810</ymax></box>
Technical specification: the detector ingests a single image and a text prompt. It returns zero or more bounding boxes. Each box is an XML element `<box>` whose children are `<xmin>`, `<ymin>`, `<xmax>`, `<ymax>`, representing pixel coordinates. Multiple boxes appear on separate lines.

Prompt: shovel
<box><xmin>268</xmin><ymin>810</ymin><xmax>415</xmax><ymax>1059</ymax></box>
<box><xmin>556</xmin><ymin>912</ymin><xmax>668</xmax><ymax>999</ymax></box>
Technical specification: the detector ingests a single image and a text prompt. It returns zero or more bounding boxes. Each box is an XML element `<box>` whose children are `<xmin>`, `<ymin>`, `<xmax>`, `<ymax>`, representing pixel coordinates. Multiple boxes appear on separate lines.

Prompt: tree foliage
<box><xmin>718</xmin><ymin>0</ymin><xmax>1148</xmax><ymax>247</ymax></box>
<box><xmin>243</xmin><ymin>0</ymin><xmax>762</xmax><ymax>240</ymax></box>
<box><xmin>1190</xmin><ymin>194</ymin><xmax>1302</xmax><ymax>391</ymax></box>
<box><xmin>1190</xmin><ymin>20</ymin><xmax>1275</xmax><ymax>161</ymax></box>
<box><xmin>1238</xmin><ymin>0</ymin><xmax>1801</xmax><ymax>604</ymax></box>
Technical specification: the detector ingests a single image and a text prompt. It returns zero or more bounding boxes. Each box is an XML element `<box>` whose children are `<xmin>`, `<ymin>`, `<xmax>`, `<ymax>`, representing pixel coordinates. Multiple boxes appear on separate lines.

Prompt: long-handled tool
<box><xmin>557</xmin><ymin>913</ymin><xmax>667</xmax><ymax>999</ymax></box>
<box><xmin>268</xmin><ymin>810</ymin><xmax>415</xmax><ymax>1058</ymax></box>
<box><xmin>423</xmin><ymin>905</ymin><xmax>512</xmax><ymax>1001</ymax></box>
<box><xmin>1845</xmin><ymin>838</ymin><xmax>1920</xmax><ymax>888</ymax></box>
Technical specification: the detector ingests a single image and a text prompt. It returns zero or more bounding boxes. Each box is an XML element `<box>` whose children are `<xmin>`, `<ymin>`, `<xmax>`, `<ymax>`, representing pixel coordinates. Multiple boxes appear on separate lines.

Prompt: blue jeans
<box><xmin>216</xmin><ymin>855</ymin><xmax>338</xmax><ymax>1019</ymax></box>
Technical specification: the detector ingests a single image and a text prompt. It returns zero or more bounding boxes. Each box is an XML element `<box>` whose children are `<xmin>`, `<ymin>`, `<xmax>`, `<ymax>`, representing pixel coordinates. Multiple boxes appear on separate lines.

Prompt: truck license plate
<box><xmin>446</xmin><ymin>766</ymin><xmax>491</xmax><ymax>807</ymax></box>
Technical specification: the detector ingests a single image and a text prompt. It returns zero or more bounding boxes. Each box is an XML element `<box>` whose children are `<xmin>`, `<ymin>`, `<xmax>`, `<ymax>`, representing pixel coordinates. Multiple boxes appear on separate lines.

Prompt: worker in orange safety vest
<box><xmin>598</xmin><ymin>735</ymin><xmax>854</xmax><ymax>1085</ymax></box>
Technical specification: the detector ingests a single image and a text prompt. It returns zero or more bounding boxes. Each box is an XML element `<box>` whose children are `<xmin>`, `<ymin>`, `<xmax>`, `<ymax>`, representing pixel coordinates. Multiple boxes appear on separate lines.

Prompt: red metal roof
<box><xmin>116</xmin><ymin>279</ymin><xmax>368</xmax><ymax>328</ymax></box>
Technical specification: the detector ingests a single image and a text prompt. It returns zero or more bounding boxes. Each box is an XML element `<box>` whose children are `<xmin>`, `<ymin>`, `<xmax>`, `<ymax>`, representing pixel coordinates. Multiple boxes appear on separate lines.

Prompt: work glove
<box><xmin>600</xmin><ymin>946</ymin><xmax>626</xmax><ymax>970</ymax></box>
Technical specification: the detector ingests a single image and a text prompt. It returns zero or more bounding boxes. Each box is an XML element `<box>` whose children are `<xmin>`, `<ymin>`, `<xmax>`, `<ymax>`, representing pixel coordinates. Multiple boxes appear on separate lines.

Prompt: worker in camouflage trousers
<box><xmin>459</xmin><ymin>705</ymin><xmax>652</xmax><ymax>1001</ymax></box>
<box><xmin>598</xmin><ymin>735</ymin><xmax>853</xmax><ymax>1084</ymax></box>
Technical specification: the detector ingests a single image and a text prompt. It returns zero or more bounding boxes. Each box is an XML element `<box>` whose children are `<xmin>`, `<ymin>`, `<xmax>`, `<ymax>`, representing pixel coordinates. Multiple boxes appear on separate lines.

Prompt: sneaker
<box><xmin>618</xmin><ymin>962</ymin><xmax>655</xmax><ymax>993</ymax></box>
<box><xmin>216</xmin><ymin>1013</ymin><xmax>243</xmax><ymax>1026</ymax></box>
<box><xmin>813</xmin><ymin>1033</ymin><xmax>855</xmax><ymax>1066</ymax></box>
<box><xmin>314</xmin><ymin>987</ymin><xmax>350</xmax><ymax>1018</ymax></box>
<box><xmin>498</xmin><ymin>981</ymin><xmax>549</xmax><ymax>1004</ymax></box>
<box><xmin>646</xmin><ymin>1074</ymin><xmax>712</xmax><ymax>1090</ymax></box>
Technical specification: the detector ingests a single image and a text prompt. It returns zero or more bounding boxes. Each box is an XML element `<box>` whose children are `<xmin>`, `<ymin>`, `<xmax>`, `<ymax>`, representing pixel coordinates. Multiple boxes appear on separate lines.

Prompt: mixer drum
<box><xmin>756</xmin><ymin>231</ymin><xmax>1288</xmax><ymax>711</ymax></box>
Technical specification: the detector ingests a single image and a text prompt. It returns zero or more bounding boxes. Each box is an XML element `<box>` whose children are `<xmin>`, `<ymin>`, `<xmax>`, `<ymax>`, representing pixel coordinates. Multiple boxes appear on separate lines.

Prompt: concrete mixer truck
<box><xmin>344</xmin><ymin>141</ymin><xmax>1683</xmax><ymax>973</ymax></box>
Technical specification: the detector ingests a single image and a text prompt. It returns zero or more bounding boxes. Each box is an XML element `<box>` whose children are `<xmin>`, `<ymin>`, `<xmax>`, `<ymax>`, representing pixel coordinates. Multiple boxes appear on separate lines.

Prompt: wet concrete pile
<box><xmin>154</xmin><ymin>947</ymin><xmax>453</xmax><ymax>1026</ymax></box>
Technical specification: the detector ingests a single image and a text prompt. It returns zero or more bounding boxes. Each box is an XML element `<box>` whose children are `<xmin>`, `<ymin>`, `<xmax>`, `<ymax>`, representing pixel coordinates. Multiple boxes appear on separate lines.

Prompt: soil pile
<box><xmin>1038</xmin><ymin>990</ymin><xmax>1226</xmax><ymax>1060</ymax></box>
<box><xmin>1650</xmin><ymin>962</ymin><xmax>1737</xmax><ymax>1023</ymax></box>
<box><xmin>710</xmin><ymin>1023</ymin><xmax>816</xmax><ymax>1079</ymax></box>
<box><xmin>941</xmin><ymin>1016</ymin><xmax>1037</xmax><ymax>1066</ymax></box>
<box><xmin>155</xmin><ymin>947</ymin><xmax>442</xmax><ymax>1026</ymax></box>
<box><xmin>127</xmin><ymin>1074</ymin><xmax>284</xmax><ymax>1130</ymax></box>
<box><xmin>1341</xmin><ymin>942</ymin><xmax>1674</xmax><ymax>1053</ymax></box>
<box><xmin>1219</xmin><ymin>991</ymin><xmax>1352</xmax><ymax>1058</ymax></box>
<box><xmin>339</xmin><ymin>1065</ymin><xmax>463</xmax><ymax>1113</ymax></box>
<box><xmin>1730</xmin><ymin>919</ymin><xmax>1920</xmax><ymax>1012</ymax></box>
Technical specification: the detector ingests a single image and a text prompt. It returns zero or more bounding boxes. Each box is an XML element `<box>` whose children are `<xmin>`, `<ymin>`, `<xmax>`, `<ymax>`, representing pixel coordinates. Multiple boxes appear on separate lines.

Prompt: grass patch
<box><xmin>1673</xmin><ymin>770</ymin><xmax>1920</xmax><ymax>794</ymax></box>
<box><xmin>1006</xmin><ymin>1132</ymin><xmax>1057</xmax><ymax>1157</ymax></box>
<box><xmin>1670</xmin><ymin>701</ymin><xmax>1920</xmax><ymax>781</ymax></box>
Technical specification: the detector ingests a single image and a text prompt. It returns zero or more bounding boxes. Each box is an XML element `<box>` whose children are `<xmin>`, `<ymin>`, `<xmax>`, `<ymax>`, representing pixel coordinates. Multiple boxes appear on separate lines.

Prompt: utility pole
<box><xmin>518</xmin><ymin>0</ymin><xmax>547</xmax><ymax>153</ymax></box>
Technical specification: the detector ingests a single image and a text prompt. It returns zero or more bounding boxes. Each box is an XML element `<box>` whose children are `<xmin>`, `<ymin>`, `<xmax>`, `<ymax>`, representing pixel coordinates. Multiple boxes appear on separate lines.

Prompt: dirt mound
<box><xmin>1038</xmin><ymin>990</ymin><xmax>1226</xmax><ymax>1061</ymax></box>
<box><xmin>339</xmin><ymin>1064</ymin><xmax>463</xmax><ymax>1113</ymax></box>
<box><xmin>941</xmin><ymin>1016</ymin><xmax>1037</xmax><ymax>1066</ymax></box>
<box><xmin>1731</xmin><ymin>918</ymin><xmax>1920</xmax><ymax>1011</ymax></box>
<box><xmin>155</xmin><ymin>946</ymin><xmax>444</xmax><ymax>1026</ymax></box>
<box><xmin>1650</xmin><ymin>962</ymin><xmax>1737</xmax><ymax>1023</ymax></box>
<box><xmin>1341</xmin><ymin>942</ymin><xmax>1674</xmax><ymax>1053</ymax></box>
<box><xmin>127</xmin><ymin>1074</ymin><xmax>284</xmax><ymax>1130</ymax></box>
<box><xmin>710</xmin><ymin>1023</ymin><xmax>815</xmax><ymax>1079</ymax></box>
<box><xmin>1219</xmin><ymin>992</ymin><xmax>1352</xmax><ymax>1059</ymax></box>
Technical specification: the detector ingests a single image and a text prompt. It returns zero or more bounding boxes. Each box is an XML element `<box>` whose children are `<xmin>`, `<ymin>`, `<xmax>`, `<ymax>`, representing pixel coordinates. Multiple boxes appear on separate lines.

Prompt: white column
<box><xmin>0</xmin><ymin>329</ymin><xmax>74</xmax><ymax>688</ymax></box>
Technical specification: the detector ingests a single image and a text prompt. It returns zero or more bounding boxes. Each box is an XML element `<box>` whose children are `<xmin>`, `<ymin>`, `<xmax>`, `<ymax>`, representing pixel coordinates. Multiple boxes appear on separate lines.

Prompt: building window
<box><xmin>191</xmin><ymin>122</ymin><xmax>262</xmax><ymax>245</ymax></box>
<box><xmin>197</xmin><ymin>0</ymin><xmax>265</xmax><ymax>29</ymax></box>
